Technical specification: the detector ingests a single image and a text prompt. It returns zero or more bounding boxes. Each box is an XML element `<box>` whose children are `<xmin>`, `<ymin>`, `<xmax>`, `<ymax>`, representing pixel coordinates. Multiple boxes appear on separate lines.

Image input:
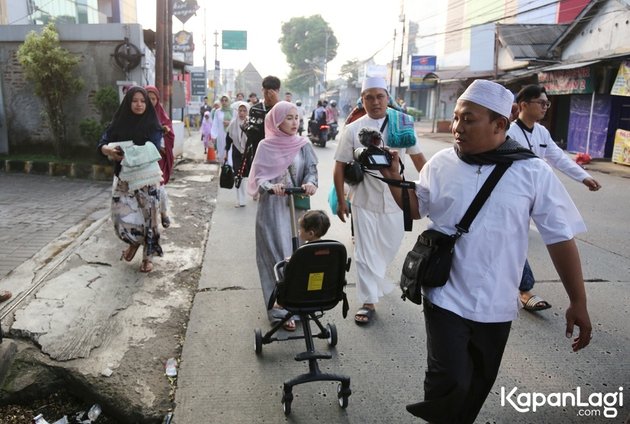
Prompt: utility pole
<box><xmin>397</xmin><ymin>13</ymin><xmax>405</xmax><ymax>97</ymax></box>
<box><xmin>155</xmin><ymin>0</ymin><xmax>172</xmax><ymax>115</ymax></box>
<box><xmin>155</xmin><ymin>0</ymin><xmax>165</xmax><ymax>103</ymax></box>
<box><xmin>390</xmin><ymin>29</ymin><xmax>397</xmax><ymax>93</ymax></box>
<box><xmin>323</xmin><ymin>30</ymin><xmax>329</xmax><ymax>92</ymax></box>
<box><xmin>203</xmin><ymin>7</ymin><xmax>207</xmax><ymax>97</ymax></box>
<box><xmin>166</xmin><ymin>0</ymin><xmax>173</xmax><ymax>117</ymax></box>
<box><xmin>213</xmin><ymin>30</ymin><xmax>219</xmax><ymax>100</ymax></box>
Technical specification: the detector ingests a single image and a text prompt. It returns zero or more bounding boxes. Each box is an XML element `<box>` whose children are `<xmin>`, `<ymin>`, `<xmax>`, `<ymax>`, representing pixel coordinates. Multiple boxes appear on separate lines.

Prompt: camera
<box><xmin>353</xmin><ymin>145</ymin><xmax>393</xmax><ymax>170</ymax></box>
<box><xmin>353</xmin><ymin>127</ymin><xmax>392</xmax><ymax>169</ymax></box>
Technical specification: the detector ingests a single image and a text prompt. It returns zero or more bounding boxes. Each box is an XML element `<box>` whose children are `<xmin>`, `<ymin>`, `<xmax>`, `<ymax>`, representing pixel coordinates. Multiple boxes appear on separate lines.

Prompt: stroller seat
<box><xmin>254</xmin><ymin>240</ymin><xmax>351</xmax><ymax>415</ymax></box>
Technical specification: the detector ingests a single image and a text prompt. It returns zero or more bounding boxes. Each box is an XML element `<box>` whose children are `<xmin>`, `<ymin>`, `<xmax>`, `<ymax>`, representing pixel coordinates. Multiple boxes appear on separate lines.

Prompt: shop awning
<box><xmin>541</xmin><ymin>60</ymin><xmax>601</xmax><ymax>71</ymax></box>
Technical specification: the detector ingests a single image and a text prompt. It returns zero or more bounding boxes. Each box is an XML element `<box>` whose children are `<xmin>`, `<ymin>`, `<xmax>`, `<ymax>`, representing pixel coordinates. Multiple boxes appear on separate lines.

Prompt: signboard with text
<box><xmin>539</xmin><ymin>66</ymin><xmax>594</xmax><ymax>95</ymax></box>
<box><xmin>612</xmin><ymin>129</ymin><xmax>630</xmax><ymax>166</ymax></box>
<box><xmin>410</xmin><ymin>55</ymin><xmax>437</xmax><ymax>89</ymax></box>
<box><xmin>190</xmin><ymin>71</ymin><xmax>206</xmax><ymax>96</ymax></box>
<box><xmin>173</xmin><ymin>30</ymin><xmax>194</xmax><ymax>52</ymax></box>
<box><xmin>611</xmin><ymin>61</ymin><xmax>630</xmax><ymax>96</ymax></box>
<box><xmin>173</xmin><ymin>0</ymin><xmax>199</xmax><ymax>24</ymax></box>
<box><xmin>222</xmin><ymin>30</ymin><xmax>247</xmax><ymax>50</ymax></box>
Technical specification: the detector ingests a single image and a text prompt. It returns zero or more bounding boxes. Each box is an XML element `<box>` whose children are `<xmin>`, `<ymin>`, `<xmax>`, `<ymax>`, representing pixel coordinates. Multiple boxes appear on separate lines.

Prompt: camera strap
<box><xmin>364</xmin><ymin>158</ymin><xmax>416</xmax><ymax>232</ymax></box>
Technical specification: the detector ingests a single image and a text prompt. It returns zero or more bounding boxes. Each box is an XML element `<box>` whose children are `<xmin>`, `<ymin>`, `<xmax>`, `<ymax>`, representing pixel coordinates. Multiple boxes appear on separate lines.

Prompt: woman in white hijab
<box><xmin>225</xmin><ymin>101</ymin><xmax>250</xmax><ymax>207</ymax></box>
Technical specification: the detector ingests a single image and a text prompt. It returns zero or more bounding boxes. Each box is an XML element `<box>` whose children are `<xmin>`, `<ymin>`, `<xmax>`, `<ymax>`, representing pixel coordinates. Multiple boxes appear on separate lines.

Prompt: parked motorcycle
<box><xmin>308</xmin><ymin>119</ymin><xmax>329</xmax><ymax>147</ymax></box>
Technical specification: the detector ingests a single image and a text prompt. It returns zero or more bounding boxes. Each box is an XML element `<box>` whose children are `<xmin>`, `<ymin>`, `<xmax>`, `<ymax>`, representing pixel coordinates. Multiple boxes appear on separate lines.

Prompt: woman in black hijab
<box><xmin>98</xmin><ymin>86</ymin><xmax>164</xmax><ymax>273</ymax></box>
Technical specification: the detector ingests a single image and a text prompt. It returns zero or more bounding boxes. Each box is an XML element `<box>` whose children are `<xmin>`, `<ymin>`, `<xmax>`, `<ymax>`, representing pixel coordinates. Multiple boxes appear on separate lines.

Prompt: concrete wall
<box><xmin>0</xmin><ymin>23</ymin><xmax>152</xmax><ymax>157</ymax></box>
<box><xmin>560</xmin><ymin>1</ymin><xmax>630</xmax><ymax>62</ymax></box>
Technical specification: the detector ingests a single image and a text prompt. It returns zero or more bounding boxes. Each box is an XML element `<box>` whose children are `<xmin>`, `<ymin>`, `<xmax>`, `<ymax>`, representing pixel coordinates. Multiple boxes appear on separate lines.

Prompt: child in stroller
<box><xmin>255</xmin><ymin>208</ymin><xmax>352</xmax><ymax>414</ymax></box>
<box><xmin>279</xmin><ymin>210</ymin><xmax>331</xmax><ymax>331</ymax></box>
<box><xmin>298</xmin><ymin>209</ymin><xmax>330</xmax><ymax>244</ymax></box>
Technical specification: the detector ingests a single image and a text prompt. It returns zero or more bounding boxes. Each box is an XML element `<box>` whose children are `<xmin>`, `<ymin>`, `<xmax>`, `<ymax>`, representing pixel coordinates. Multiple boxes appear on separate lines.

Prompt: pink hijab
<box><xmin>247</xmin><ymin>101</ymin><xmax>308</xmax><ymax>196</ymax></box>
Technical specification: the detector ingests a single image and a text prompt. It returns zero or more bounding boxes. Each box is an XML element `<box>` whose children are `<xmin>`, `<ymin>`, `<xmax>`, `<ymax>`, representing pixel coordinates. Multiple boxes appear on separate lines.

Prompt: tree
<box><xmin>279</xmin><ymin>15</ymin><xmax>338</xmax><ymax>95</ymax></box>
<box><xmin>17</xmin><ymin>23</ymin><xmax>83</xmax><ymax>157</ymax></box>
<box><xmin>340</xmin><ymin>59</ymin><xmax>360</xmax><ymax>88</ymax></box>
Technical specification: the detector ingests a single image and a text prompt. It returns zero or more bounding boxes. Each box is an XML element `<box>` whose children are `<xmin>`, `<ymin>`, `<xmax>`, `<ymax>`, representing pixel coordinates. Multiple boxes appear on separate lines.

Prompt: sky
<box><xmin>138</xmin><ymin>0</ymin><xmax>405</xmax><ymax>80</ymax></box>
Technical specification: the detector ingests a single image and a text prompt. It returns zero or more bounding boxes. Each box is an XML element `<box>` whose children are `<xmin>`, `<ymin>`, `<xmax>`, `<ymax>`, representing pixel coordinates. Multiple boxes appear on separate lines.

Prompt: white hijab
<box><xmin>226</xmin><ymin>101</ymin><xmax>249</xmax><ymax>153</ymax></box>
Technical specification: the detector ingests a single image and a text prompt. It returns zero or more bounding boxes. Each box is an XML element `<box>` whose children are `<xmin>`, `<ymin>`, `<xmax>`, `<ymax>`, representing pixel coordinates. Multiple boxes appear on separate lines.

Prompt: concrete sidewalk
<box><xmin>0</xmin><ymin>130</ymin><xmax>217</xmax><ymax>422</ymax></box>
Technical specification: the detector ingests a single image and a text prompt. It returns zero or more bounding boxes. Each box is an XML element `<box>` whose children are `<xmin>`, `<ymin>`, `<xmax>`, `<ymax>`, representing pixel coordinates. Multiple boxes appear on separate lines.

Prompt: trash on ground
<box><xmin>73</xmin><ymin>403</ymin><xmax>102</xmax><ymax>423</ymax></box>
<box><xmin>165</xmin><ymin>357</ymin><xmax>178</xmax><ymax>377</ymax></box>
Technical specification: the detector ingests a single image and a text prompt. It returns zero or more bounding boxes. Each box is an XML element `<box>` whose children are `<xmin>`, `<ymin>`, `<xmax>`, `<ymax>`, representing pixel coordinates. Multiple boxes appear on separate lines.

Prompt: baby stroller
<box><xmin>254</xmin><ymin>187</ymin><xmax>352</xmax><ymax>415</ymax></box>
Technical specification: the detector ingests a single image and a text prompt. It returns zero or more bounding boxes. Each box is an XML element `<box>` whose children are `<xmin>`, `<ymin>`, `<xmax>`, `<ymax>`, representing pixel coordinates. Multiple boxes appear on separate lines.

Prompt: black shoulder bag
<box><xmin>400</xmin><ymin>162</ymin><xmax>512</xmax><ymax>304</ymax></box>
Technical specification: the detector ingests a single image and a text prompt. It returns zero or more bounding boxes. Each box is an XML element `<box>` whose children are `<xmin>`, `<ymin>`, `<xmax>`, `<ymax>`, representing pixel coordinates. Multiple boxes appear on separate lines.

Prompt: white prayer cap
<box><xmin>458</xmin><ymin>79</ymin><xmax>514</xmax><ymax>119</ymax></box>
<box><xmin>361</xmin><ymin>77</ymin><xmax>388</xmax><ymax>94</ymax></box>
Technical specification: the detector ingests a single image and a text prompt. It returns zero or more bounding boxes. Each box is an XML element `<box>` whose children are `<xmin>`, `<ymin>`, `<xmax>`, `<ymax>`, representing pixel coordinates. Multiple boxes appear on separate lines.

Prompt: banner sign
<box><xmin>410</xmin><ymin>55</ymin><xmax>437</xmax><ymax>89</ymax></box>
<box><xmin>222</xmin><ymin>30</ymin><xmax>247</xmax><ymax>50</ymax></box>
<box><xmin>539</xmin><ymin>66</ymin><xmax>594</xmax><ymax>95</ymax></box>
<box><xmin>173</xmin><ymin>0</ymin><xmax>199</xmax><ymax>24</ymax></box>
<box><xmin>610</xmin><ymin>61</ymin><xmax>630</xmax><ymax>97</ymax></box>
<box><xmin>173</xmin><ymin>30</ymin><xmax>194</xmax><ymax>53</ymax></box>
<box><xmin>612</xmin><ymin>129</ymin><xmax>630</xmax><ymax>166</ymax></box>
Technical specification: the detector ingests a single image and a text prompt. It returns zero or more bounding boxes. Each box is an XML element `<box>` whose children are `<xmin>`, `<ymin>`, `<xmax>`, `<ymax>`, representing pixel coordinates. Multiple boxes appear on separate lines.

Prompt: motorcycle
<box><xmin>327</xmin><ymin>121</ymin><xmax>339</xmax><ymax>141</ymax></box>
<box><xmin>308</xmin><ymin>118</ymin><xmax>329</xmax><ymax>147</ymax></box>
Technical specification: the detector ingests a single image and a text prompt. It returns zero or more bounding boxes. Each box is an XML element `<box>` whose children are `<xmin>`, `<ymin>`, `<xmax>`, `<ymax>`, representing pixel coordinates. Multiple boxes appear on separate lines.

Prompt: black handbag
<box><xmin>219</xmin><ymin>163</ymin><xmax>235</xmax><ymax>189</ymax></box>
<box><xmin>400</xmin><ymin>162</ymin><xmax>512</xmax><ymax>304</ymax></box>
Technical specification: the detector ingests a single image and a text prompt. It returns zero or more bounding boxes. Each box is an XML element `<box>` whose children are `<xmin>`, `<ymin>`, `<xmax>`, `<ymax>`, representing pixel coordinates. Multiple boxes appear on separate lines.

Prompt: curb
<box><xmin>0</xmin><ymin>160</ymin><xmax>114</xmax><ymax>181</ymax></box>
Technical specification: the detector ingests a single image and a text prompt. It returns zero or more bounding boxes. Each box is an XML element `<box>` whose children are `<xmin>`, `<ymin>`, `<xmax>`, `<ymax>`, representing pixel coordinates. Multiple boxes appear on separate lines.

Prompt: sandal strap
<box><xmin>525</xmin><ymin>295</ymin><xmax>545</xmax><ymax>308</ymax></box>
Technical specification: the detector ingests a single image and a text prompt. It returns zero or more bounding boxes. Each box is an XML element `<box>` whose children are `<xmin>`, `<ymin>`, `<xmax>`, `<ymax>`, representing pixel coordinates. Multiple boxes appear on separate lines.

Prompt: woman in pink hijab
<box><xmin>247</xmin><ymin>101</ymin><xmax>318</xmax><ymax>331</ymax></box>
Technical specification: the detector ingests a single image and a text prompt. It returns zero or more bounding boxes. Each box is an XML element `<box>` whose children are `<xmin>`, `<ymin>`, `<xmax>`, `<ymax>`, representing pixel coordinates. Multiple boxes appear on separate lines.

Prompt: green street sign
<box><xmin>222</xmin><ymin>30</ymin><xmax>247</xmax><ymax>50</ymax></box>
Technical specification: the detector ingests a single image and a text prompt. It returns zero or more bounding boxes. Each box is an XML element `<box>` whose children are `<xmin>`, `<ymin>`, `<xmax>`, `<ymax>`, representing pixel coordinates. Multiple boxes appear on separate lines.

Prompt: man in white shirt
<box><xmin>333</xmin><ymin>76</ymin><xmax>427</xmax><ymax>325</ymax></box>
<box><xmin>507</xmin><ymin>84</ymin><xmax>601</xmax><ymax>312</ymax></box>
<box><xmin>382</xmin><ymin>79</ymin><xmax>592</xmax><ymax>423</ymax></box>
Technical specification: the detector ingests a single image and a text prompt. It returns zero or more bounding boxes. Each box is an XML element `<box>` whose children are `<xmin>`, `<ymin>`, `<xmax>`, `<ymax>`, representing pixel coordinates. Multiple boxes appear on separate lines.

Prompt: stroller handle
<box><xmin>267</xmin><ymin>187</ymin><xmax>307</xmax><ymax>195</ymax></box>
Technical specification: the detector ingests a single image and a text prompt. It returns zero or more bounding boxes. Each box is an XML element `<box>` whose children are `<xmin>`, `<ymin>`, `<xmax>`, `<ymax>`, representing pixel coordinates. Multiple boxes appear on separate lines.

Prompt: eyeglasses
<box><xmin>529</xmin><ymin>100</ymin><xmax>551</xmax><ymax>108</ymax></box>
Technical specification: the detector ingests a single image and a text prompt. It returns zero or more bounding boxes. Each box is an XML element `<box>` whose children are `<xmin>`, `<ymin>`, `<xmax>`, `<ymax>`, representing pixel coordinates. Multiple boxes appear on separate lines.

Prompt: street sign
<box><xmin>222</xmin><ymin>31</ymin><xmax>247</xmax><ymax>50</ymax></box>
<box><xmin>173</xmin><ymin>0</ymin><xmax>199</xmax><ymax>24</ymax></box>
<box><xmin>190</xmin><ymin>71</ymin><xmax>206</xmax><ymax>96</ymax></box>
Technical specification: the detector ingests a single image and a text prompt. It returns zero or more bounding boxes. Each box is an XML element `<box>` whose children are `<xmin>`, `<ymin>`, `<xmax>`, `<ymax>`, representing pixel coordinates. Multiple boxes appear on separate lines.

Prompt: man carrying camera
<box><xmin>381</xmin><ymin>79</ymin><xmax>591</xmax><ymax>423</ymax></box>
<box><xmin>333</xmin><ymin>76</ymin><xmax>427</xmax><ymax>325</ymax></box>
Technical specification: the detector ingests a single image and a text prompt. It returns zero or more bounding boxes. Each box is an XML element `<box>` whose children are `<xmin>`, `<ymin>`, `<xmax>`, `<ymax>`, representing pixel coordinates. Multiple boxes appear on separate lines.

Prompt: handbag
<box><xmin>400</xmin><ymin>162</ymin><xmax>512</xmax><ymax>304</ymax></box>
<box><xmin>287</xmin><ymin>164</ymin><xmax>310</xmax><ymax>210</ymax></box>
<box><xmin>219</xmin><ymin>163</ymin><xmax>235</xmax><ymax>189</ymax></box>
<box><xmin>292</xmin><ymin>194</ymin><xmax>311</xmax><ymax>210</ymax></box>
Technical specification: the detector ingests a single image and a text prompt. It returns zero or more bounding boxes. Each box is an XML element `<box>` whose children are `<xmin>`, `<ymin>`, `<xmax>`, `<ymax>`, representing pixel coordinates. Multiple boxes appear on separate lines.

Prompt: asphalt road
<box><xmin>173</xmin><ymin>133</ymin><xmax>630</xmax><ymax>424</ymax></box>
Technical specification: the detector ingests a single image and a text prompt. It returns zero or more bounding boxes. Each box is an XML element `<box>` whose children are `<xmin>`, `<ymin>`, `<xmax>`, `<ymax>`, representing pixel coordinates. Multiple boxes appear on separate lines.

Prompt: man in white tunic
<box><xmin>507</xmin><ymin>84</ymin><xmax>601</xmax><ymax>312</ymax></box>
<box><xmin>333</xmin><ymin>76</ymin><xmax>427</xmax><ymax>324</ymax></box>
<box><xmin>382</xmin><ymin>79</ymin><xmax>592</xmax><ymax>423</ymax></box>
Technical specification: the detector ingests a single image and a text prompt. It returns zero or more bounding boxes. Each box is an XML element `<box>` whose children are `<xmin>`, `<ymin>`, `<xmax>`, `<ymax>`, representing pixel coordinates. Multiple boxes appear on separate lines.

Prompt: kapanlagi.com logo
<box><xmin>501</xmin><ymin>386</ymin><xmax>624</xmax><ymax>419</ymax></box>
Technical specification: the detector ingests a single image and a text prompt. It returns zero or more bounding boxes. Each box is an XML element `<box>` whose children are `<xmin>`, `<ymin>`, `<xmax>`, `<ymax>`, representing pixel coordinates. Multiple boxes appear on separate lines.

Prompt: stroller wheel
<box><xmin>281</xmin><ymin>388</ymin><xmax>293</xmax><ymax>415</ymax></box>
<box><xmin>337</xmin><ymin>383</ymin><xmax>349</xmax><ymax>408</ymax></box>
<box><xmin>282</xmin><ymin>399</ymin><xmax>292</xmax><ymax>415</ymax></box>
<box><xmin>254</xmin><ymin>329</ymin><xmax>263</xmax><ymax>354</ymax></box>
<box><xmin>326</xmin><ymin>323</ymin><xmax>338</xmax><ymax>347</ymax></box>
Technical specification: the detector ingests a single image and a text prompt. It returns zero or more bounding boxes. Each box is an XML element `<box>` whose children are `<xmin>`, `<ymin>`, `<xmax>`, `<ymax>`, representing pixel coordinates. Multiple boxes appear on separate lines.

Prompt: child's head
<box><xmin>298</xmin><ymin>210</ymin><xmax>330</xmax><ymax>242</ymax></box>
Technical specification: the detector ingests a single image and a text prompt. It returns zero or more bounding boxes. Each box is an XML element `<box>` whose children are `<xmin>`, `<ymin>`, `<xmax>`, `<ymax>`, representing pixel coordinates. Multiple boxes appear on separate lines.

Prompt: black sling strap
<box><xmin>454</xmin><ymin>162</ymin><xmax>512</xmax><ymax>237</ymax></box>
